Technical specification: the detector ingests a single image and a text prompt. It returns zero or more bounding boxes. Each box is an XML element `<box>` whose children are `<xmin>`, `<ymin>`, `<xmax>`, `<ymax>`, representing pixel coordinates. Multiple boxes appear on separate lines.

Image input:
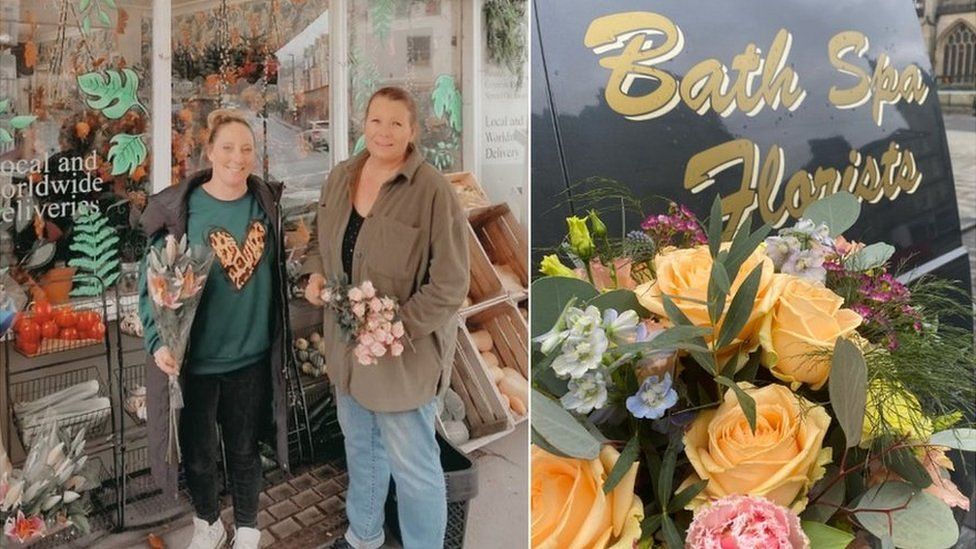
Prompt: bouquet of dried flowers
<box><xmin>146</xmin><ymin>234</ymin><xmax>215</xmax><ymax>463</ymax></box>
<box><xmin>1</xmin><ymin>422</ymin><xmax>96</xmax><ymax>548</ymax></box>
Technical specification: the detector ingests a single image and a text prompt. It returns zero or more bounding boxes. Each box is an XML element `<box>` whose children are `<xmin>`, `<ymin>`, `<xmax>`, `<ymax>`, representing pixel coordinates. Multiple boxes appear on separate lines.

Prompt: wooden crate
<box><xmin>462</xmin><ymin>300</ymin><xmax>529</xmax><ymax>424</ymax></box>
<box><xmin>445</xmin><ymin>171</ymin><xmax>491</xmax><ymax>210</ymax></box>
<box><xmin>469</xmin><ymin>204</ymin><xmax>528</xmax><ymax>300</ymax></box>
<box><xmin>465</xmin><ymin>224</ymin><xmax>504</xmax><ymax>308</ymax></box>
<box><xmin>438</xmin><ymin>325</ymin><xmax>513</xmax><ymax>452</ymax></box>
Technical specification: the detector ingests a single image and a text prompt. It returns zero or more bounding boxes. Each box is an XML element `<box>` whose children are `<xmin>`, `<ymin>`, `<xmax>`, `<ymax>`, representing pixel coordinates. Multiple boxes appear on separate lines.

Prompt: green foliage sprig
<box><xmin>484</xmin><ymin>0</ymin><xmax>527</xmax><ymax>87</ymax></box>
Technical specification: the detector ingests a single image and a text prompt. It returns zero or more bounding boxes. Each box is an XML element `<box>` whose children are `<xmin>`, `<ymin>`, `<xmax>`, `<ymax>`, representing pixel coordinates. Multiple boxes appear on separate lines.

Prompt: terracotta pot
<box><xmin>38</xmin><ymin>266</ymin><xmax>77</xmax><ymax>304</ymax></box>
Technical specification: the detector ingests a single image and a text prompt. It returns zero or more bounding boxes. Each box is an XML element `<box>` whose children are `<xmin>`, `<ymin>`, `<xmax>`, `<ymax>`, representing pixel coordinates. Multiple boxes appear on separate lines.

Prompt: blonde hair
<box><xmin>206</xmin><ymin>109</ymin><xmax>254</xmax><ymax>144</ymax></box>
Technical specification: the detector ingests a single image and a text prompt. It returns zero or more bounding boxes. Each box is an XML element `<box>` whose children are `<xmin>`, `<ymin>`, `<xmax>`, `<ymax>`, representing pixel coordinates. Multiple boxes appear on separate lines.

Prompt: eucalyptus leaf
<box><xmin>853</xmin><ymin>482</ymin><xmax>958</xmax><ymax>549</ymax></box>
<box><xmin>661</xmin><ymin>295</ymin><xmax>716</xmax><ymax>373</ymax></box>
<box><xmin>889</xmin><ymin>446</ymin><xmax>933</xmax><ymax>490</ymax></box>
<box><xmin>613</xmin><ymin>325</ymin><xmax>712</xmax><ymax>356</ymax></box>
<box><xmin>716</xmin><ymin>263</ymin><xmax>763</xmax><ymax>349</ymax></box>
<box><xmin>531</xmin><ymin>427</ymin><xmax>574</xmax><ymax>458</ymax></box>
<box><xmin>603</xmin><ymin>435</ymin><xmax>639</xmax><ymax>494</ymax></box>
<box><xmin>844</xmin><ymin>242</ymin><xmax>895</xmax><ymax>271</ymax></box>
<box><xmin>829</xmin><ymin>338</ymin><xmax>867</xmax><ymax>448</ymax></box>
<box><xmin>532</xmin><ymin>389</ymin><xmax>601</xmax><ymax>459</ymax></box>
<box><xmin>587</xmin><ymin>289</ymin><xmax>650</xmax><ymax>317</ymax></box>
<box><xmin>639</xmin><ymin>514</ymin><xmax>662</xmax><ymax>538</ymax></box>
<box><xmin>801</xmin><ymin>191</ymin><xmax>860</xmax><ymax>236</ymax></box>
<box><xmin>716</xmin><ymin>377</ymin><xmax>757</xmax><ymax>433</ymax></box>
<box><xmin>929</xmin><ymin>428</ymin><xmax>976</xmax><ymax>451</ymax></box>
<box><xmin>801</xmin><ymin>521</ymin><xmax>854</xmax><ymax>549</ymax></box>
<box><xmin>530</xmin><ymin>276</ymin><xmax>597</xmax><ymax>337</ymax></box>
<box><xmin>802</xmin><ymin>465</ymin><xmax>845</xmax><ymax>523</ymax></box>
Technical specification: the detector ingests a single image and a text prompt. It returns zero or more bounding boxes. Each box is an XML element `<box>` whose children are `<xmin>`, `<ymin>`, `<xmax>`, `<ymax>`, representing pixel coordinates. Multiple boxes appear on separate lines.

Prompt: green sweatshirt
<box><xmin>140</xmin><ymin>186</ymin><xmax>274</xmax><ymax>374</ymax></box>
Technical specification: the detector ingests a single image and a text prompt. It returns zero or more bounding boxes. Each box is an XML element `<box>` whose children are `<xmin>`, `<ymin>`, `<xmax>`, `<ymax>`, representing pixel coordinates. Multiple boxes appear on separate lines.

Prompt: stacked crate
<box><xmin>440</xmin><ymin>173</ymin><xmax>529</xmax><ymax>453</ymax></box>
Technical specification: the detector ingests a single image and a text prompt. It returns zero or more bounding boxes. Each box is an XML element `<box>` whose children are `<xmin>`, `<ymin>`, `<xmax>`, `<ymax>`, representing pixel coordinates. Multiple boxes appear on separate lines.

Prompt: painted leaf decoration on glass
<box><xmin>10</xmin><ymin>116</ymin><xmax>37</xmax><ymax>130</ymax></box>
<box><xmin>0</xmin><ymin>99</ymin><xmax>9</xmax><ymax>114</ymax></box>
<box><xmin>0</xmin><ymin>128</ymin><xmax>11</xmax><ymax>144</ymax></box>
<box><xmin>107</xmin><ymin>134</ymin><xmax>147</xmax><ymax>176</ymax></box>
<box><xmin>77</xmin><ymin>69</ymin><xmax>143</xmax><ymax>119</ymax></box>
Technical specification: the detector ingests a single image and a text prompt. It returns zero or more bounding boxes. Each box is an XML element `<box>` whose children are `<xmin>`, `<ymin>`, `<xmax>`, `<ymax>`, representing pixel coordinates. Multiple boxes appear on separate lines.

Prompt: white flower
<box><xmin>551</xmin><ymin>331</ymin><xmax>608</xmax><ymax>379</ymax></box>
<box><xmin>602</xmin><ymin>309</ymin><xmax>640</xmax><ymax>345</ymax></box>
<box><xmin>560</xmin><ymin>370</ymin><xmax>609</xmax><ymax>414</ymax></box>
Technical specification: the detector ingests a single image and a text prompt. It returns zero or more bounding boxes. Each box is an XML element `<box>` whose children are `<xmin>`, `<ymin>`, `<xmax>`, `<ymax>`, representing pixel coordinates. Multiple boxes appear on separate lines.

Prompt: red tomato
<box><xmin>55</xmin><ymin>308</ymin><xmax>78</xmax><ymax>328</ymax></box>
<box><xmin>41</xmin><ymin>320</ymin><xmax>59</xmax><ymax>339</ymax></box>
<box><xmin>16</xmin><ymin>339</ymin><xmax>39</xmax><ymax>356</ymax></box>
<box><xmin>75</xmin><ymin>311</ymin><xmax>98</xmax><ymax>331</ymax></box>
<box><xmin>19</xmin><ymin>321</ymin><xmax>41</xmax><ymax>344</ymax></box>
<box><xmin>32</xmin><ymin>301</ymin><xmax>53</xmax><ymax>324</ymax></box>
<box><xmin>89</xmin><ymin>322</ymin><xmax>107</xmax><ymax>340</ymax></box>
<box><xmin>60</xmin><ymin>327</ymin><xmax>79</xmax><ymax>340</ymax></box>
<box><xmin>12</xmin><ymin>312</ymin><xmax>32</xmax><ymax>333</ymax></box>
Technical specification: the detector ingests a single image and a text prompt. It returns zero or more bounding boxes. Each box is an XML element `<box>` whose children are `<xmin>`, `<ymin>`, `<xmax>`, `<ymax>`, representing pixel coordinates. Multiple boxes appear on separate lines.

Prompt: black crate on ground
<box><xmin>383</xmin><ymin>433</ymin><xmax>478</xmax><ymax>549</ymax></box>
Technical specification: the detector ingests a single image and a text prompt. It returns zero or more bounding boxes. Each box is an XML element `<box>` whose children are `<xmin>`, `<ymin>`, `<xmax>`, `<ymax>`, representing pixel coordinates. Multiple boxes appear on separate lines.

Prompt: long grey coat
<box><xmin>138</xmin><ymin>170</ymin><xmax>291</xmax><ymax>499</ymax></box>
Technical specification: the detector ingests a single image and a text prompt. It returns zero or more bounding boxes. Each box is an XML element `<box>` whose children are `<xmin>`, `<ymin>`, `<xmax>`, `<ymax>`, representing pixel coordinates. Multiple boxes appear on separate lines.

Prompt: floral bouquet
<box><xmin>321</xmin><ymin>278</ymin><xmax>407</xmax><ymax>365</ymax></box>
<box><xmin>1</xmin><ymin>422</ymin><xmax>97</xmax><ymax>548</ymax></box>
<box><xmin>146</xmin><ymin>234</ymin><xmax>215</xmax><ymax>463</ymax></box>
<box><xmin>531</xmin><ymin>191</ymin><xmax>976</xmax><ymax>548</ymax></box>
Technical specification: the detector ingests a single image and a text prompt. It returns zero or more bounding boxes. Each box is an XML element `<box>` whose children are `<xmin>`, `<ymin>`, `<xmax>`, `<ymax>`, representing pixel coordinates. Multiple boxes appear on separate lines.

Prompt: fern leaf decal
<box><xmin>68</xmin><ymin>206</ymin><xmax>121</xmax><ymax>296</ymax></box>
<box><xmin>432</xmin><ymin>75</ymin><xmax>462</xmax><ymax>133</ymax></box>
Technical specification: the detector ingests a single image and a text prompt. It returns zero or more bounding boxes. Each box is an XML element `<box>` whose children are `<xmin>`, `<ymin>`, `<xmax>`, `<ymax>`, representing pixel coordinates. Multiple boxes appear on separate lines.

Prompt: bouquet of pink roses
<box><xmin>321</xmin><ymin>279</ymin><xmax>407</xmax><ymax>366</ymax></box>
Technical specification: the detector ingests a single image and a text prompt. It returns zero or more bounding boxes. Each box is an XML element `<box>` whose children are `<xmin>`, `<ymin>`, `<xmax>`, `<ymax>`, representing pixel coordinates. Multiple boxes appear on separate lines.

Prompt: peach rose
<box><xmin>635</xmin><ymin>245</ymin><xmax>780</xmax><ymax>364</ymax></box>
<box><xmin>682</xmin><ymin>383</ymin><xmax>832</xmax><ymax>512</ymax></box>
<box><xmin>531</xmin><ymin>445</ymin><xmax>642</xmax><ymax>549</ymax></box>
<box><xmin>758</xmin><ymin>276</ymin><xmax>862</xmax><ymax>390</ymax></box>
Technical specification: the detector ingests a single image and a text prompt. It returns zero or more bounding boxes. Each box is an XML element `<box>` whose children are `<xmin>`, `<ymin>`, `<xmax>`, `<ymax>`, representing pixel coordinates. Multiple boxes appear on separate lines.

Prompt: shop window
<box><xmin>348</xmin><ymin>0</ymin><xmax>462</xmax><ymax>171</ymax></box>
<box><xmin>0</xmin><ymin>0</ymin><xmax>152</xmax><ymax>300</ymax></box>
<box><xmin>407</xmin><ymin>36</ymin><xmax>432</xmax><ymax>67</ymax></box>
<box><xmin>171</xmin><ymin>0</ymin><xmax>331</xmax><ymax>213</ymax></box>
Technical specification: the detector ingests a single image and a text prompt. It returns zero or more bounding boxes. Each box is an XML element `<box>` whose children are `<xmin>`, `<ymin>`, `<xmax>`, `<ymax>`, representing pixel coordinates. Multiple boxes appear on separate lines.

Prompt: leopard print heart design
<box><xmin>208</xmin><ymin>220</ymin><xmax>267</xmax><ymax>290</ymax></box>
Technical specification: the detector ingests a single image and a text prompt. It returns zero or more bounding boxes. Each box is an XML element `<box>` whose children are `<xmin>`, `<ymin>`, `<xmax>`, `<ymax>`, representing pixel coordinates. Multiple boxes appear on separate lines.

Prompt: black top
<box><xmin>342</xmin><ymin>208</ymin><xmax>365</xmax><ymax>278</ymax></box>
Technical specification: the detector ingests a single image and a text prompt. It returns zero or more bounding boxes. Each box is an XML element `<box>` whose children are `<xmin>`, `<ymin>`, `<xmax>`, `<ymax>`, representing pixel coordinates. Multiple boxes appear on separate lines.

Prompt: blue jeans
<box><xmin>336</xmin><ymin>394</ymin><xmax>446</xmax><ymax>549</ymax></box>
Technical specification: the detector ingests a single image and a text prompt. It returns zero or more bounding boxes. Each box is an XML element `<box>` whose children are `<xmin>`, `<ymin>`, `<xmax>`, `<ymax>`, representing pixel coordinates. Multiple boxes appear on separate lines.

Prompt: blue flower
<box><xmin>626</xmin><ymin>373</ymin><xmax>678</xmax><ymax>419</ymax></box>
<box><xmin>560</xmin><ymin>370</ymin><xmax>609</xmax><ymax>414</ymax></box>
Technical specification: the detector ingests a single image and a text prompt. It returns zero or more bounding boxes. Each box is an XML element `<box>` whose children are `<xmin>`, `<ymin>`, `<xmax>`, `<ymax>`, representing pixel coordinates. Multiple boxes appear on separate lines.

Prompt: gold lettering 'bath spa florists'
<box><xmin>530</xmin><ymin>192</ymin><xmax>976</xmax><ymax>548</ymax></box>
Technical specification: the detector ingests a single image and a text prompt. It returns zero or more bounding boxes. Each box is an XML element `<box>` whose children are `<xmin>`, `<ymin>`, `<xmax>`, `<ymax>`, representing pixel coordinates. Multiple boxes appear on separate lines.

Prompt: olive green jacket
<box><xmin>303</xmin><ymin>148</ymin><xmax>469</xmax><ymax>412</ymax></box>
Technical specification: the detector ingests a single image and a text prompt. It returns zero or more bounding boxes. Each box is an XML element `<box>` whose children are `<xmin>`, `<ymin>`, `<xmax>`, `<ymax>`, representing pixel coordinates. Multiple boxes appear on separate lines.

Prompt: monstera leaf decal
<box><xmin>78</xmin><ymin>0</ymin><xmax>118</xmax><ymax>34</ymax></box>
<box><xmin>108</xmin><ymin>134</ymin><xmax>147</xmax><ymax>176</ymax></box>
<box><xmin>432</xmin><ymin>75</ymin><xmax>462</xmax><ymax>133</ymax></box>
<box><xmin>0</xmin><ymin>98</ymin><xmax>37</xmax><ymax>144</ymax></box>
<box><xmin>77</xmin><ymin>69</ymin><xmax>144</xmax><ymax>119</ymax></box>
<box><xmin>68</xmin><ymin>205</ymin><xmax>121</xmax><ymax>296</ymax></box>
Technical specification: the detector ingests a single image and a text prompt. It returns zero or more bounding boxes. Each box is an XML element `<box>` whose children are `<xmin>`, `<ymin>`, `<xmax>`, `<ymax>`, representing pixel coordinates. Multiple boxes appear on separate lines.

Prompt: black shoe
<box><xmin>327</xmin><ymin>537</ymin><xmax>353</xmax><ymax>549</ymax></box>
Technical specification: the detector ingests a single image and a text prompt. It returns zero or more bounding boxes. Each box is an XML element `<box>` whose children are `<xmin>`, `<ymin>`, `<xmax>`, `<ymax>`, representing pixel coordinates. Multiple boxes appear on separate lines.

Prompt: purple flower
<box><xmin>626</xmin><ymin>372</ymin><xmax>678</xmax><ymax>419</ymax></box>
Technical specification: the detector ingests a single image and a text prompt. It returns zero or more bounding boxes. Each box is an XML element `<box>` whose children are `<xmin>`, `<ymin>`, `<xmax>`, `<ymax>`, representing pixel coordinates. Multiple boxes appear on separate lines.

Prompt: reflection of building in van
<box><xmin>917</xmin><ymin>0</ymin><xmax>976</xmax><ymax>89</ymax></box>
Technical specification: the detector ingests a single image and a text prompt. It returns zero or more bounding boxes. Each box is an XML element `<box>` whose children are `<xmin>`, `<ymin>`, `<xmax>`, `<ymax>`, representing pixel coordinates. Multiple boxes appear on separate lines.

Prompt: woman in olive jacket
<box><xmin>303</xmin><ymin>87</ymin><xmax>469</xmax><ymax>549</ymax></box>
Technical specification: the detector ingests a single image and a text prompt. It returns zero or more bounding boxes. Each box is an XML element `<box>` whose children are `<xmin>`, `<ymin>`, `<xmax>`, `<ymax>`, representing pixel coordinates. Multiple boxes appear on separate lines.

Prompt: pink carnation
<box><xmin>392</xmin><ymin>321</ymin><xmax>405</xmax><ymax>338</ymax></box>
<box><xmin>391</xmin><ymin>341</ymin><xmax>404</xmax><ymax>356</ymax></box>
<box><xmin>685</xmin><ymin>495</ymin><xmax>809</xmax><ymax>549</ymax></box>
<box><xmin>354</xmin><ymin>344</ymin><xmax>375</xmax><ymax>365</ymax></box>
<box><xmin>360</xmin><ymin>280</ymin><xmax>377</xmax><ymax>299</ymax></box>
<box><xmin>352</xmin><ymin>302</ymin><xmax>367</xmax><ymax>319</ymax></box>
<box><xmin>369</xmin><ymin>342</ymin><xmax>387</xmax><ymax>358</ymax></box>
<box><xmin>369</xmin><ymin>297</ymin><xmax>383</xmax><ymax>312</ymax></box>
<box><xmin>348</xmin><ymin>287</ymin><xmax>365</xmax><ymax>302</ymax></box>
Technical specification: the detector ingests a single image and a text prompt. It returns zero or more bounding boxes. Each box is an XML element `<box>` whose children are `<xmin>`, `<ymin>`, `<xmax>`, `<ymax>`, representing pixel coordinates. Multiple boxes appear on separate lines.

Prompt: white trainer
<box><xmin>186</xmin><ymin>516</ymin><xmax>227</xmax><ymax>549</ymax></box>
<box><xmin>231</xmin><ymin>527</ymin><xmax>261</xmax><ymax>549</ymax></box>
